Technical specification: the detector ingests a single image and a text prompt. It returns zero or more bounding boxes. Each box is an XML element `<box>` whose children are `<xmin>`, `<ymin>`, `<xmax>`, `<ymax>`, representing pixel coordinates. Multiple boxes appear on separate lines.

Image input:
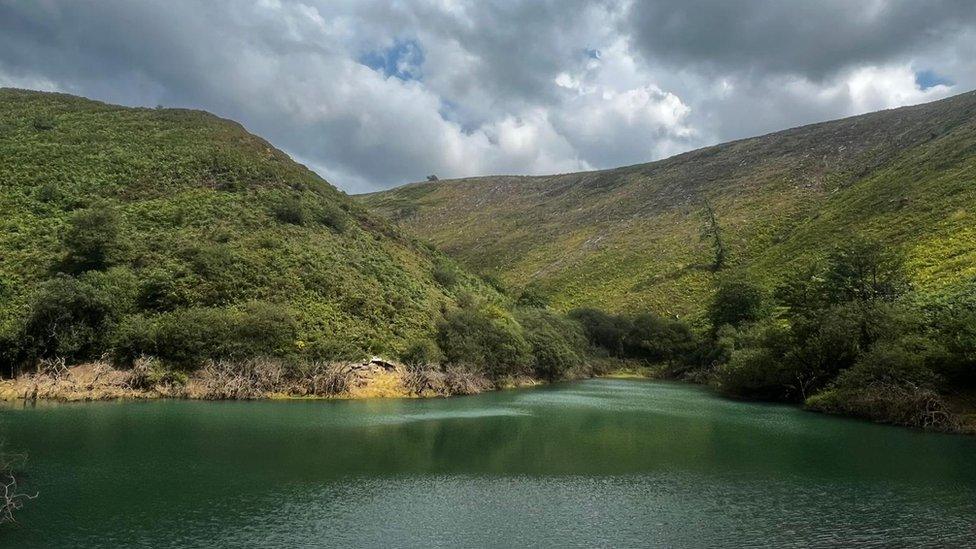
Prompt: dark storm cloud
<box><xmin>626</xmin><ymin>0</ymin><xmax>976</xmax><ymax>79</ymax></box>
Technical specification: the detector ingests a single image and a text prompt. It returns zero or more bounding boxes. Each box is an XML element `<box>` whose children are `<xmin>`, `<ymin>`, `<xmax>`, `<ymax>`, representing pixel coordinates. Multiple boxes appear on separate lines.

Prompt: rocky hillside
<box><xmin>361</xmin><ymin>90</ymin><xmax>976</xmax><ymax>318</ymax></box>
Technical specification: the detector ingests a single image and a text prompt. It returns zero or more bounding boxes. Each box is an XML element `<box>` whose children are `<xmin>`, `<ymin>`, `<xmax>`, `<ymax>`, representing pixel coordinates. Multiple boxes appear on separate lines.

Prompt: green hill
<box><xmin>0</xmin><ymin>88</ymin><xmax>502</xmax><ymax>370</ymax></box>
<box><xmin>361</xmin><ymin>90</ymin><xmax>976</xmax><ymax>320</ymax></box>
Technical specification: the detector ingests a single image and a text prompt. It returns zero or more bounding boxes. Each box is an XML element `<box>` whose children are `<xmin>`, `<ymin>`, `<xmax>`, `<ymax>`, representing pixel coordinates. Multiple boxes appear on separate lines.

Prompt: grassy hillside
<box><xmin>361</xmin><ymin>91</ymin><xmax>976</xmax><ymax>320</ymax></box>
<box><xmin>0</xmin><ymin>88</ymin><xmax>502</xmax><ymax>368</ymax></box>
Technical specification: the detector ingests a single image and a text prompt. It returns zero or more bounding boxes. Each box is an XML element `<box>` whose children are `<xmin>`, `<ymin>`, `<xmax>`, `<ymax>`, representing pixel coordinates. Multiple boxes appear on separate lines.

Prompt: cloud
<box><xmin>0</xmin><ymin>1</ymin><xmax>974</xmax><ymax>192</ymax></box>
<box><xmin>625</xmin><ymin>0</ymin><xmax>976</xmax><ymax>80</ymax></box>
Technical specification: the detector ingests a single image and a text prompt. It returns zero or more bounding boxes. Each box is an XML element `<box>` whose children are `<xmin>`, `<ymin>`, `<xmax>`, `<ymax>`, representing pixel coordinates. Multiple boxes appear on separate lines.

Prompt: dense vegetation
<box><xmin>0</xmin><ymin>89</ymin><xmax>579</xmax><ymax>384</ymax></box>
<box><xmin>361</xmin><ymin>90</ymin><xmax>976</xmax><ymax>320</ymax></box>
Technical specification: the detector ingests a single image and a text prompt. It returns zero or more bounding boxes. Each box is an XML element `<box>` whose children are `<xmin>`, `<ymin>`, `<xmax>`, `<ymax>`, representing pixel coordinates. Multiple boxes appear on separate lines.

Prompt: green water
<box><xmin>1</xmin><ymin>379</ymin><xmax>974</xmax><ymax>548</ymax></box>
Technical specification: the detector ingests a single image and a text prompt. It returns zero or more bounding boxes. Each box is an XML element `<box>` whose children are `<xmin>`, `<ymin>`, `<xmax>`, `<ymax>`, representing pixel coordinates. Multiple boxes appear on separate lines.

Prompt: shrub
<box><xmin>930</xmin><ymin>309</ymin><xmax>976</xmax><ymax>386</ymax></box>
<box><xmin>822</xmin><ymin>238</ymin><xmax>909</xmax><ymax>304</ymax></box>
<box><xmin>113</xmin><ymin>302</ymin><xmax>298</xmax><ymax>370</ymax></box>
<box><xmin>32</xmin><ymin>115</ymin><xmax>55</xmax><ymax>130</ymax></box>
<box><xmin>569</xmin><ymin>308</ymin><xmax>631</xmax><ymax>357</ymax></box>
<box><xmin>626</xmin><ymin>313</ymin><xmax>697</xmax><ymax>364</ymax></box>
<box><xmin>831</xmin><ymin>340</ymin><xmax>940</xmax><ymax>392</ymax></box>
<box><xmin>518</xmin><ymin>309</ymin><xmax>586</xmax><ymax>381</ymax></box>
<box><xmin>806</xmin><ymin>385</ymin><xmax>957</xmax><ymax>431</ymax></box>
<box><xmin>714</xmin><ymin>346</ymin><xmax>797</xmax><ymax>401</ymax></box>
<box><xmin>516</xmin><ymin>282</ymin><xmax>550</xmax><ymax>309</ymax></box>
<box><xmin>432</xmin><ymin>262</ymin><xmax>459</xmax><ymax>288</ymax></box>
<box><xmin>399</xmin><ymin>339</ymin><xmax>441</xmax><ymax>370</ymax></box>
<box><xmin>316</xmin><ymin>202</ymin><xmax>349</xmax><ymax>233</ymax></box>
<box><xmin>436</xmin><ymin>307</ymin><xmax>531</xmax><ymax>379</ymax></box>
<box><xmin>22</xmin><ymin>270</ymin><xmax>135</xmax><ymax>362</ymax></box>
<box><xmin>62</xmin><ymin>205</ymin><xmax>120</xmax><ymax>272</ymax></box>
<box><xmin>708</xmin><ymin>277</ymin><xmax>768</xmax><ymax>330</ymax></box>
<box><xmin>272</xmin><ymin>195</ymin><xmax>306</xmax><ymax>225</ymax></box>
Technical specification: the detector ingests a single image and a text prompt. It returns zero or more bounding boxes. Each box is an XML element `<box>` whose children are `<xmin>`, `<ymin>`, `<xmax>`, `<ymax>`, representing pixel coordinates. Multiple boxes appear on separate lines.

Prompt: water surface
<box><xmin>2</xmin><ymin>379</ymin><xmax>974</xmax><ymax>547</ymax></box>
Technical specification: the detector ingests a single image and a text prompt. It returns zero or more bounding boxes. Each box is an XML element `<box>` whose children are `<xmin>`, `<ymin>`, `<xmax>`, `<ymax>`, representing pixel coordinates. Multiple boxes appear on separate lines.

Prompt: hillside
<box><xmin>361</xmin><ymin>91</ymin><xmax>976</xmax><ymax>319</ymax></box>
<box><xmin>0</xmin><ymin>89</ymin><xmax>501</xmax><ymax>369</ymax></box>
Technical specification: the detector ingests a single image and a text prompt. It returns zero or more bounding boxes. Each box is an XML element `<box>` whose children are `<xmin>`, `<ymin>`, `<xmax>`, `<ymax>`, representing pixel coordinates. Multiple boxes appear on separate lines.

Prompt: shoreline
<box><xmin>4</xmin><ymin>362</ymin><xmax>973</xmax><ymax>436</ymax></box>
<box><xmin>0</xmin><ymin>361</ymin><xmax>544</xmax><ymax>403</ymax></box>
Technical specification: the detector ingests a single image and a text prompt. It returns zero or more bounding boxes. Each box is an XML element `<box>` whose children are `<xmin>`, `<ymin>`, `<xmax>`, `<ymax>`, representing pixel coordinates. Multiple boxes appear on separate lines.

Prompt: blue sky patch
<box><xmin>915</xmin><ymin>69</ymin><xmax>953</xmax><ymax>90</ymax></box>
<box><xmin>360</xmin><ymin>39</ymin><xmax>425</xmax><ymax>81</ymax></box>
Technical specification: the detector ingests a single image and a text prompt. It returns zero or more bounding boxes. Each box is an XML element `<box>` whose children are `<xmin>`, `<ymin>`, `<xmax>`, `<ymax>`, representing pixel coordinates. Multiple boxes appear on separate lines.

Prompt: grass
<box><xmin>361</xmin><ymin>90</ymin><xmax>976</xmax><ymax>322</ymax></box>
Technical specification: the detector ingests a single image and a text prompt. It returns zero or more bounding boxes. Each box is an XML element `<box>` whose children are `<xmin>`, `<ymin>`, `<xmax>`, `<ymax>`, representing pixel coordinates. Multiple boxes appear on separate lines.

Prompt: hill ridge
<box><xmin>361</xmin><ymin>89</ymin><xmax>976</xmax><ymax>318</ymax></box>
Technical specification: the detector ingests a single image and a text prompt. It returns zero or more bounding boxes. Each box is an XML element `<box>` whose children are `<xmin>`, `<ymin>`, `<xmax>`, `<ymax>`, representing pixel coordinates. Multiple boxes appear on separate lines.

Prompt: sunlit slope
<box><xmin>0</xmin><ymin>89</ymin><xmax>499</xmax><ymax>355</ymax></box>
<box><xmin>361</xmin><ymin>91</ymin><xmax>976</xmax><ymax>317</ymax></box>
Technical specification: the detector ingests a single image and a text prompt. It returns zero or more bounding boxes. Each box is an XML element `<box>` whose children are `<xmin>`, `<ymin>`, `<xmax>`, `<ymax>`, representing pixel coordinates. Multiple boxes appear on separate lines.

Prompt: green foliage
<box><xmin>516</xmin><ymin>281</ymin><xmax>550</xmax><ymax>309</ymax></box>
<box><xmin>517</xmin><ymin>309</ymin><xmax>586</xmax><ymax>381</ymax></box>
<box><xmin>32</xmin><ymin>115</ymin><xmax>55</xmax><ymax>131</ymax></box>
<box><xmin>708</xmin><ymin>277</ymin><xmax>768</xmax><ymax>330</ymax></box>
<box><xmin>432</xmin><ymin>262</ymin><xmax>459</xmax><ymax>288</ymax></box>
<box><xmin>272</xmin><ymin>195</ymin><xmax>307</xmax><ymax>225</ymax></box>
<box><xmin>22</xmin><ymin>269</ymin><xmax>136</xmax><ymax>361</ymax></box>
<box><xmin>627</xmin><ymin>313</ymin><xmax>698</xmax><ymax>364</ymax></box>
<box><xmin>569</xmin><ymin>308</ymin><xmax>630</xmax><ymax>357</ymax></box>
<box><xmin>0</xmin><ymin>89</ymin><xmax>505</xmax><ymax>373</ymax></box>
<box><xmin>61</xmin><ymin>205</ymin><xmax>120</xmax><ymax>272</ymax></box>
<box><xmin>821</xmin><ymin>238</ymin><xmax>910</xmax><ymax>304</ymax></box>
<box><xmin>316</xmin><ymin>202</ymin><xmax>349</xmax><ymax>233</ymax></box>
<box><xmin>399</xmin><ymin>339</ymin><xmax>441</xmax><ymax>370</ymax></box>
<box><xmin>833</xmin><ymin>340</ymin><xmax>940</xmax><ymax>391</ymax></box>
<box><xmin>436</xmin><ymin>306</ymin><xmax>531</xmax><ymax>379</ymax></box>
<box><xmin>113</xmin><ymin>301</ymin><xmax>298</xmax><ymax>369</ymax></box>
<box><xmin>569</xmin><ymin>307</ymin><xmax>699</xmax><ymax>369</ymax></box>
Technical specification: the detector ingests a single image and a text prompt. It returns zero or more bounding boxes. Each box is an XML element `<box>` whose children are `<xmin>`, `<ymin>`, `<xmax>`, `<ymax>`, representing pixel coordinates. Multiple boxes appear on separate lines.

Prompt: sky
<box><xmin>1</xmin><ymin>1</ymin><xmax>974</xmax><ymax>193</ymax></box>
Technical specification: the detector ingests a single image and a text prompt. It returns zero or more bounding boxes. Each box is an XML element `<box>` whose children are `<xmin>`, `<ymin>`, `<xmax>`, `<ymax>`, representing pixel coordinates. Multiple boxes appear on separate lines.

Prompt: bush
<box><xmin>22</xmin><ymin>270</ymin><xmax>135</xmax><ymax>362</ymax></box>
<box><xmin>113</xmin><ymin>301</ymin><xmax>298</xmax><ymax>370</ymax></box>
<box><xmin>626</xmin><ymin>313</ymin><xmax>697</xmax><ymax>364</ymax></box>
<box><xmin>708</xmin><ymin>277</ymin><xmax>768</xmax><ymax>330</ymax></box>
<box><xmin>930</xmin><ymin>309</ymin><xmax>976</xmax><ymax>386</ymax></box>
<box><xmin>436</xmin><ymin>307</ymin><xmax>531</xmax><ymax>379</ymax></box>
<box><xmin>569</xmin><ymin>308</ymin><xmax>631</xmax><ymax>357</ymax></box>
<box><xmin>831</xmin><ymin>340</ymin><xmax>940</xmax><ymax>392</ymax></box>
<box><xmin>272</xmin><ymin>196</ymin><xmax>306</xmax><ymax>225</ymax></box>
<box><xmin>62</xmin><ymin>205</ymin><xmax>120</xmax><ymax>272</ymax></box>
<box><xmin>399</xmin><ymin>339</ymin><xmax>441</xmax><ymax>370</ymax></box>
<box><xmin>32</xmin><ymin>115</ymin><xmax>55</xmax><ymax>130</ymax></box>
<box><xmin>518</xmin><ymin>309</ymin><xmax>586</xmax><ymax>381</ymax></box>
<box><xmin>806</xmin><ymin>385</ymin><xmax>957</xmax><ymax>431</ymax></box>
<box><xmin>432</xmin><ymin>262</ymin><xmax>459</xmax><ymax>288</ymax></box>
<box><xmin>516</xmin><ymin>282</ymin><xmax>550</xmax><ymax>309</ymax></box>
<box><xmin>316</xmin><ymin>202</ymin><xmax>349</xmax><ymax>233</ymax></box>
<box><xmin>710</xmin><ymin>320</ymin><xmax>802</xmax><ymax>400</ymax></box>
<box><xmin>822</xmin><ymin>238</ymin><xmax>909</xmax><ymax>304</ymax></box>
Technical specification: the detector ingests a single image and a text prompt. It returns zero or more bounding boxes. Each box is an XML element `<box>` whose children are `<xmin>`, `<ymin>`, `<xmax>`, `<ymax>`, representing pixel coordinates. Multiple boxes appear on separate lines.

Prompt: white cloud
<box><xmin>0</xmin><ymin>0</ymin><xmax>973</xmax><ymax>192</ymax></box>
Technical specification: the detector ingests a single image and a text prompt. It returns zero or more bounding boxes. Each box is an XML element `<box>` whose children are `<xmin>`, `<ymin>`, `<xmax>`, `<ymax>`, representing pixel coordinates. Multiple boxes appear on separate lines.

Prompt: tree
<box><xmin>62</xmin><ymin>205</ymin><xmax>120</xmax><ymax>272</ymax></box>
<box><xmin>823</xmin><ymin>238</ymin><xmax>909</xmax><ymax>304</ymax></box>
<box><xmin>568</xmin><ymin>308</ymin><xmax>632</xmax><ymax>357</ymax></box>
<box><xmin>701</xmin><ymin>197</ymin><xmax>727</xmax><ymax>271</ymax></box>
<box><xmin>708</xmin><ymin>277</ymin><xmax>768</xmax><ymax>330</ymax></box>
<box><xmin>518</xmin><ymin>309</ymin><xmax>586</xmax><ymax>381</ymax></box>
<box><xmin>436</xmin><ymin>307</ymin><xmax>531</xmax><ymax>378</ymax></box>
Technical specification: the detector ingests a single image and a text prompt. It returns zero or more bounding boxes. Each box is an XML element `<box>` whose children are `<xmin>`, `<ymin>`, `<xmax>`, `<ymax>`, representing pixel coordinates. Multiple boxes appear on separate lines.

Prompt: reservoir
<box><xmin>2</xmin><ymin>379</ymin><xmax>974</xmax><ymax>547</ymax></box>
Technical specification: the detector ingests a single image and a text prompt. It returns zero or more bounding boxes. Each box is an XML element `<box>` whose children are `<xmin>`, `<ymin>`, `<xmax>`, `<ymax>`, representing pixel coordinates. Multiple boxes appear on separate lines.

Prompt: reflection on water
<box><xmin>2</xmin><ymin>379</ymin><xmax>974</xmax><ymax>547</ymax></box>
